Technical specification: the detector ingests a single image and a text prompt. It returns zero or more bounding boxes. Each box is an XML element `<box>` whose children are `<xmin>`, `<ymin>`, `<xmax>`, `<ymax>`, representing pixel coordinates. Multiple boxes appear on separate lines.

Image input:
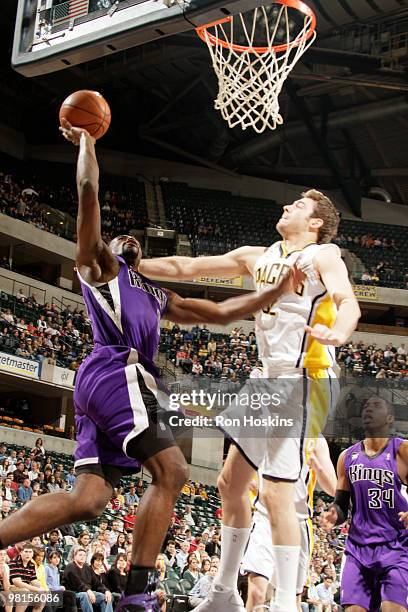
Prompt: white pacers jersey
<box><xmin>253</xmin><ymin>241</ymin><xmax>340</xmax><ymax>372</ymax></box>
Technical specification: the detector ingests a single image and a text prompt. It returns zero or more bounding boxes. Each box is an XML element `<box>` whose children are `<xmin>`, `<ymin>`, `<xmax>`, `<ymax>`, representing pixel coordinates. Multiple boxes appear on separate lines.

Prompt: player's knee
<box><xmin>150</xmin><ymin>452</ymin><xmax>189</xmax><ymax>492</ymax></box>
<box><xmin>217</xmin><ymin>470</ymin><xmax>235</xmax><ymax>499</ymax></box>
<box><xmin>69</xmin><ymin>489</ymin><xmax>108</xmax><ymax>520</ymax></box>
<box><xmin>261</xmin><ymin>483</ymin><xmax>282</xmax><ymax>512</ymax></box>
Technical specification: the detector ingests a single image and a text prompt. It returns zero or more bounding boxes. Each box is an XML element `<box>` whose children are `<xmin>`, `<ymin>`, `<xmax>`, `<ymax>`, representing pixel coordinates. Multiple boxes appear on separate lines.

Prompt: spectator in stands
<box><xmin>90</xmin><ymin>552</ymin><xmax>109</xmax><ymax>587</ymax></box>
<box><xmin>110</xmin><ymin>533</ymin><xmax>127</xmax><ymax>557</ymax></box>
<box><xmin>0</xmin><ymin>459</ymin><xmax>11</xmax><ymax>478</ymax></box>
<box><xmin>184</xmin><ymin>504</ymin><xmax>195</xmax><ymax>527</ymax></box>
<box><xmin>32</xmin><ymin>438</ymin><xmax>45</xmax><ymax>460</ymax></box>
<box><xmin>123</xmin><ymin>504</ymin><xmax>136</xmax><ymax>532</ymax></box>
<box><xmin>9</xmin><ymin>542</ymin><xmax>45</xmax><ymax>611</ymax></box>
<box><xmin>107</xmin><ymin>520</ymin><xmax>123</xmax><ymax>547</ymax></box>
<box><xmin>107</xmin><ymin>553</ymin><xmax>128</xmax><ymax>594</ymax></box>
<box><xmin>47</xmin><ymin>475</ymin><xmax>60</xmax><ymax>493</ymax></box>
<box><xmin>188</xmin><ymin>564</ymin><xmax>218</xmax><ymax>608</ymax></box>
<box><xmin>45</xmin><ymin>530</ymin><xmax>64</xmax><ymax>557</ymax></box>
<box><xmin>176</xmin><ymin>541</ymin><xmax>190</xmax><ymax>572</ymax></box>
<box><xmin>2</xmin><ymin>500</ymin><xmax>12</xmax><ymax>519</ymax></box>
<box><xmin>0</xmin><ymin>549</ymin><xmax>12</xmax><ymax>612</ymax></box>
<box><xmin>45</xmin><ymin>551</ymin><xmax>67</xmax><ymax>597</ymax></box>
<box><xmin>155</xmin><ymin>554</ymin><xmax>167</xmax><ymax>583</ymax></box>
<box><xmin>205</xmin><ymin>533</ymin><xmax>221</xmax><ymax>557</ymax></box>
<box><xmin>62</xmin><ymin>548</ymin><xmax>113</xmax><ymax>612</ymax></box>
<box><xmin>316</xmin><ymin>576</ymin><xmax>337</xmax><ymax>611</ymax></box>
<box><xmin>124</xmin><ymin>483</ymin><xmax>139</xmax><ymax>506</ymax></box>
<box><xmin>65</xmin><ymin>468</ymin><xmax>76</xmax><ymax>488</ymax></box>
<box><xmin>182</xmin><ymin>553</ymin><xmax>202</xmax><ymax>586</ymax></box>
<box><xmin>305</xmin><ymin>572</ymin><xmax>322</xmax><ymax>611</ymax></box>
<box><xmin>164</xmin><ymin>540</ymin><xmax>178</xmax><ymax>570</ymax></box>
<box><xmin>32</xmin><ymin>547</ymin><xmax>48</xmax><ymax>591</ymax></box>
<box><xmin>17</xmin><ymin>477</ymin><xmax>33</xmax><ymax>503</ymax></box>
<box><xmin>28</xmin><ymin>461</ymin><xmax>40</xmax><ymax>482</ymax></box>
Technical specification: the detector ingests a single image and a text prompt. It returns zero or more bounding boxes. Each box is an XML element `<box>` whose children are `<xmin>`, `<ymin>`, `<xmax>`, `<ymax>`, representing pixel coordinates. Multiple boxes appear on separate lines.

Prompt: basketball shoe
<box><xmin>194</xmin><ymin>584</ymin><xmax>246</xmax><ymax>611</ymax></box>
<box><xmin>115</xmin><ymin>592</ymin><xmax>160</xmax><ymax>612</ymax></box>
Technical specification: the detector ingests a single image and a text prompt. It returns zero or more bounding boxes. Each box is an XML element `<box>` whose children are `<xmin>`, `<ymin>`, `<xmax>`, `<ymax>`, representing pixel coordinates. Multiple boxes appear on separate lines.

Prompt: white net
<box><xmin>198</xmin><ymin>3</ymin><xmax>316</xmax><ymax>133</ymax></box>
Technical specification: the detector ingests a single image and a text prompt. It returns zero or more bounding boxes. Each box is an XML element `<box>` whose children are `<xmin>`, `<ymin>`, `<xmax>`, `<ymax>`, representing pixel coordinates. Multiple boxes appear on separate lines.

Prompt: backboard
<box><xmin>12</xmin><ymin>0</ymin><xmax>266</xmax><ymax>76</ymax></box>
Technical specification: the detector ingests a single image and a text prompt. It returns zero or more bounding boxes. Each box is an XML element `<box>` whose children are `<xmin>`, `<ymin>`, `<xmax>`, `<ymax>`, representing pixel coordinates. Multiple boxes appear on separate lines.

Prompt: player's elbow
<box><xmin>78</xmin><ymin>177</ymin><xmax>98</xmax><ymax>198</ymax></box>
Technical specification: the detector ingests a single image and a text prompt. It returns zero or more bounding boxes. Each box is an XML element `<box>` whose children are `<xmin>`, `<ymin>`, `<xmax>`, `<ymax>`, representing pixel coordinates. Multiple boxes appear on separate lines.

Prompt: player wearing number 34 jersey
<box><xmin>321</xmin><ymin>395</ymin><xmax>408</xmax><ymax>612</ymax></box>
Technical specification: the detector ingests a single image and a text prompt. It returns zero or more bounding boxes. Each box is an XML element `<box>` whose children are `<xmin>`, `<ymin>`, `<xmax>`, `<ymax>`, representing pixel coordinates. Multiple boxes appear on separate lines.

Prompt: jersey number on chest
<box><xmin>256</xmin><ymin>262</ymin><xmax>305</xmax><ymax>315</ymax></box>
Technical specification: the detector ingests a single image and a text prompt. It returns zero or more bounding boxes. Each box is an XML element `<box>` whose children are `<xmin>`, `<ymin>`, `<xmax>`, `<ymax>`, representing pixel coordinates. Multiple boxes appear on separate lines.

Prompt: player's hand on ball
<box><xmin>305</xmin><ymin>324</ymin><xmax>345</xmax><ymax>347</ymax></box>
<box><xmin>59</xmin><ymin>118</ymin><xmax>95</xmax><ymax>146</ymax></box>
<box><xmin>319</xmin><ymin>507</ymin><xmax>338</xmax><ymax>531</ymax></box>
<box><xmin>399</xmin><ymin>511</ymin><xmax>408</xmax><ymax>528</ymax></box>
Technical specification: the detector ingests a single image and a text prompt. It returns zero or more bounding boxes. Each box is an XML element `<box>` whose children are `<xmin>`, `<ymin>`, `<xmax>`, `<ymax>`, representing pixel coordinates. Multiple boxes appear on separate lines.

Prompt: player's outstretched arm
<box><xmin>139</xmin><ymin>246</ymin><xmax>265</xmax><ymax>281</ymax></box>
<box><xmin>308</xmin><ymin>436</ymin><xmax>337</xmax><ymax>497</ymax></box>
<box><xmin>320</xmin><ymin>450</ymin><xmax>350</xmax><ymax>531</ymax></box>
<box><xmin>306</xmin><ymin>246</ymin><xmax>360</xmax><ymax>346</ymax></box>
<box><xmin>165</xmin><ymin>265</ymin><xmax>304</xmax><ymax>324</ymax></box>
<box><xmin>60</xmin><ymin>119</ymin><xmax>119</xmax><ymax>286</ymax></box>
<box><xmin>398</xmin><ymin>441</ymin><xmax>408</xmax><ymax>528</ymax></box>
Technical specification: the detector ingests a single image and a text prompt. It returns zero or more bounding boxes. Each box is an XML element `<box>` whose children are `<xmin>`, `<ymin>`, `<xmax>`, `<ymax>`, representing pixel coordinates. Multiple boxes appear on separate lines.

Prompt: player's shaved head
<box><xmin>109</xmin><ymin>235</ymin><xmax>142</xmax><ymax>268</ymax></box>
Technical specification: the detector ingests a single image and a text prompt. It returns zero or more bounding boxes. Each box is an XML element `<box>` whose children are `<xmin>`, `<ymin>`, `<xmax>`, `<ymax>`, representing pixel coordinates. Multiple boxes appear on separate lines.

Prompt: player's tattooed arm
<box><xmin>139</xmin><ymin>246</ymin><xmax>265</xmax><ymax>280</ymax></box>
<box><xmin>320</xmin><ymin>450</ymin><xmax>350</xmax><ymax>530</ymax></box>
<box><xmin>164</xmin><ymin>265</ymin><xmax>304</xmax><ymax>324</ymax></box>
<box><xmin>306</xmin><ymin>246</ymin><xmax>360</xmax><ymax>346</ymax></box>
<box><xmin>59</xmin><ymin>119</ymin><xmax>119</xmax><ymax>286</ymax></box>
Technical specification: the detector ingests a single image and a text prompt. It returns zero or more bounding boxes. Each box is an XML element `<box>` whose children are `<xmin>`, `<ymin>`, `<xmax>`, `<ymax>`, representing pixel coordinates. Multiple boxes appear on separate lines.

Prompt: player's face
<box><xmin>109</xmin><ymin>235</ymin><xmax>142</xmax><ymax>267</ymax></box>
<box><xmin>361</xmin><ymin>396</ymin><xmax>394</xmax><ymax>432</ymax></box>
<box><xmin>276</xmin><ymin>197</ymin><xmax>322</xmax><ymax>237</ymax></box>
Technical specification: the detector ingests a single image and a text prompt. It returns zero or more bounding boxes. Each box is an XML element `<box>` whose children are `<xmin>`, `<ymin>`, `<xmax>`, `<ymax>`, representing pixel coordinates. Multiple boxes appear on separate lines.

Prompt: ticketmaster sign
<box><xmin>0</xmin><ymin>352</ymin><xmax>40</xmax><ymax>379</ymax></box>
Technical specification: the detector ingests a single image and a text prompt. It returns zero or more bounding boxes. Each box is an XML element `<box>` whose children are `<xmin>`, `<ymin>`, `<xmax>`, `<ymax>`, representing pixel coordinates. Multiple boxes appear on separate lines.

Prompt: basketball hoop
<box><xmin>196</xmin><ymin>0</ymin><xmax>316</xmax><ymax>133</ymax></box>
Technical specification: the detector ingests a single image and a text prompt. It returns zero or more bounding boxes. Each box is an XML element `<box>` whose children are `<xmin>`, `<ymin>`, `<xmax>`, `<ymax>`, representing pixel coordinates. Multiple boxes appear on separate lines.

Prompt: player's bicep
<box><xmin>336</xmin><ymin>450</ymin><xmax>349</xmax><ymax>491</ymax></box>
<box><xmin>315</xmin><ymin>247</ymin><xmax>355</xmax><ymax>305</ymax></box>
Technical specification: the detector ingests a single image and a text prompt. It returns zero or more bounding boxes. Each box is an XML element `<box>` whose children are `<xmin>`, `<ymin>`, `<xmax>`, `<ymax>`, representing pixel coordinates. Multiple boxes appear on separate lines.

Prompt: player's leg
<box><xmin>0</xmin><ymin>473</ymin><xmax>111</xmax><ymax>547</ymax></box>
<box><xmin>380</xmin><ymin>562</ymin><xmax>408</xmax><ymax>612</ymax></box>
<box><xmin>261</xmin><ymin>474</ymin><xmax>300</xmax><ymax>612</ymax></box>
<box><xmin>241</xmin><ymin>509</ymin><xmax>275</xmax><ymax>612</ymax></box>
<box><xmin>127</xmin><ymin>445</ymin><xmax>189</xmax><ymax>567</ymax></box>
<box><xmin>246</xmin><ymin>574</ymin><xmax>269</xmax><ymax>611</ymax></box>
<box><xmin>340</xmin><ymin>553</ymin><xmax>377</xmax><ymax>612</ymax></box>
<box><xmin>194</xmin><ymin>444</ymin><xmax>255</xmax><ymax>611</ymax></box>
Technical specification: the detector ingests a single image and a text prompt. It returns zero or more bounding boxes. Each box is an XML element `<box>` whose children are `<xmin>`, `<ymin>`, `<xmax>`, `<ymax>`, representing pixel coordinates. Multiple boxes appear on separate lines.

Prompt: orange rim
<box><xmin>196</xmin><ymin>0</ymin><xmax>316</xmax><ymax>54</ymax></box>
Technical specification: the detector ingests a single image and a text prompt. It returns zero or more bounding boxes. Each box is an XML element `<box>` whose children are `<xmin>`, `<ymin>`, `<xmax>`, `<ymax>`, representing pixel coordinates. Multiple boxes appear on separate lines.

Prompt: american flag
<box><xmin>53</xmin><ymin>0</ymin><xmax>89</xmax><ymax>23</ymax></box>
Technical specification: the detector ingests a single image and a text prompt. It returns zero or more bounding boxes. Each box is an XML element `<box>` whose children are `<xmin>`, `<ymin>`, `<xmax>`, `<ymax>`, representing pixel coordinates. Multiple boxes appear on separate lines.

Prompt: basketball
<box><xmin>59</xmin><ymin>90</ymin><xmax>111</xmax><ymax>140</ymax></box>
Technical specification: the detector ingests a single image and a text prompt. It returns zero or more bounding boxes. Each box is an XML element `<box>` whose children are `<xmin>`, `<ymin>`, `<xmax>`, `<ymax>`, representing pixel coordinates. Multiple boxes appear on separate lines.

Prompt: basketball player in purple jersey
<box><xmin>0</xmin><ymin>120</ymin><xmax>304</xmax><ymax>612</ymax></box>
<box><xmin>322</xmin><ymin>394</ymin><xmax>408</xmax><ymax>611</ymax></box>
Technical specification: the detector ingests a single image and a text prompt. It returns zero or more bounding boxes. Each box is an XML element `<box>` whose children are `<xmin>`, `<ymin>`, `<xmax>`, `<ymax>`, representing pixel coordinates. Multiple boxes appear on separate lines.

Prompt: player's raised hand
<box><xmin>59</xmin><ymin>118</ymin><xmax>95</xmax><ymax>146</ymax></box>
<box><xmin>319</xmin><ymin>506</ymin><xmax>338</xmax><ymax>531</ymax></box>
<box><xmin>399</xmin><ymin>511</ymin><xmax>408</xmax><ymax>528</ymax></box>
<box><xmin>305</xmin><ymin>324</ymin><xmax>345</xmax><ymax>347</ymax></box>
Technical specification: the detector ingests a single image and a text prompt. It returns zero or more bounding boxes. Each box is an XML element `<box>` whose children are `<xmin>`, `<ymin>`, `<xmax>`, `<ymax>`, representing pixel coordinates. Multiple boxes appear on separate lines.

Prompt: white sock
<box><xmin>271</xmin><ymin>545</ymin><xmax>300</xmax><ymax>610</ymax></box>
<box><xmin>214</xmin><ymin>524</ymin><xmax>251</xmax><ymax>591</ymax></box>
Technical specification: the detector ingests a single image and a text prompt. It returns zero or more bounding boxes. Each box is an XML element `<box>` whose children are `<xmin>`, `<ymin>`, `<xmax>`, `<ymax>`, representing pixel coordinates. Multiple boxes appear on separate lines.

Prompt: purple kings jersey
<box><xmin>344</xmin><ymin>438</ymin><xmax>408</xmax><ymax>548</ymax></box>
<box><xmin>77</xmin><ymin>256</ymin><xmax>167</xmax><ymax>372</ymax></box>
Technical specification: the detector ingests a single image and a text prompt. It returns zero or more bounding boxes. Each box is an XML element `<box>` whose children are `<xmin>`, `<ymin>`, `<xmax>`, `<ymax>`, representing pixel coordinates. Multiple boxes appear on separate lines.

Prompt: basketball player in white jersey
<box><xmin>141</xmin><ymin>190</ymin><xmax>360</xmax><ymax>611</ymax></box>
<box><xmin>243</xmin><ymin>436</ymin><xmax>337</xmax><ymax>612</ymax></box>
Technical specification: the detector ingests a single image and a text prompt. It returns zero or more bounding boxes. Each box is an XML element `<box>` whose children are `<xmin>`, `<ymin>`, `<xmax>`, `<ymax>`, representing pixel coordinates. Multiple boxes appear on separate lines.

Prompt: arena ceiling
<box><xmin>2</xmin><ymin>0</ymin><xmax>408</xmax><ymax>214</ymax></box>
